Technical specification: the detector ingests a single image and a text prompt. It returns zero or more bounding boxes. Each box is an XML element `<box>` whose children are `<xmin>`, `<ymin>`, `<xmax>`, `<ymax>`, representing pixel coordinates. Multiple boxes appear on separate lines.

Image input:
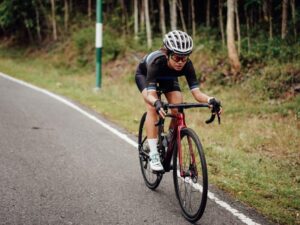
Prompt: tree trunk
<box><xmin>22</xmin><ymin>14</ymin><xmax>33</xmax><ymax>43</ymax></box>
<box><xmin>170</xmin><ymin>0</ymin><xmax>177</xmax><ymax>30</ymax></box>
<box><xmin>191</xmin><ymin>0</ymin><xmax>196</xmax><ymax>38</ymax></box>
<box><xmin>177</xmin><ymin>0</ymin><xmax>187</xmax><ymax>32</ymax></box>
<box><xmin>226</xmin><ymin>0</ymin><xmax>241</xmax><ymax>77</ymax></box>
<box><xmin>159</xmin><ymin>0</ymin><xmax>166</xmax><ymax>38</ymax></box>
<box><xmin>70</xmin><ymin>0</ymin><xmax>73</xmax><ymax>15</ymax></box>
<box><xmin>64</xmin><ymin>0</ymin><xmax>69</xmax><ymax>32</ymax></box>
<box><xmin>218</xmin><ymin>0</ymin><xmax>225</xmax><ymax>46</ymax></box>
<box><xmin>262</xmin><ymin>0</ymin><xmax>268</xmax><ymax>22</ymax></box>
<box><xmin>144</xmin><ymin>0</ymin><xmax>152</xmax><ymax>48</ymax></box>
<box><xmin>134</xmin><ymin>0</ymin><xmax>139</xmax><ymax>39</ymax></box>
<box><xmin>290</xmin><ymin>0</ymin><xmax>297</xmax><ymax>38</ymax></box>
<box><xmin>234</xmin><ymin>0</ymin><xmax>241</xmax><ymax>55</ymax></box>
<box><xmin>188</xmin><ymin>0</ymin><xmax>191</xmax><ymax>30</ymax></box>
<box><xmin>250</xmin><ymin>8</ymin><xmax>253</xmax><ymax>28</ymax></box>
<box><xmin>140</xmin><ymin>0</ymin><xmax>145</xmax><ymax>33</ymax></box>
<box><xmin>244</xmin><ymin>7</ymin><xmax>251</xmax><ymax>51</ymax></box>
<box><xmin>120</xmin><ymin>0</ymin><xmax>129</xmax><ymax>35</ymax></box>
<box><xmin>269</xmin><ymin>0</ymin><xmax>273</xmax><ymax>40</ymax></box>
<box><xmin>150</xmin><ymin>0</ymin><xmax>156</xmax><ymax>29</ymax></box>
<box><xmin>50</xmin><ymin>0</ymin><xmax>57</xmax><ymax>41</ymax></box>
<box><xmin>88</xmin><ymin>0</ymin><xmax>92</xmax><ymax>21</ymax></box>
<box><xmin>258</xmin><ymin>4</ymin><xmax>262</xmax><ymax>23</ymax></box>
<box><xmin>34</xmin><ymin>1</ymin><xmax>42</xmax><ymax>42</ymax></box>
<box><xmin>281</xmin><ymin>0</ymin><xmax>288</xmax><ymax>39</ymax></box>
<box><xmin>206</xmin><ymin>0</ymin><xmax>210</xmax><ymax>27</ymax></box>
<box><xmin>37</xmin><ymin>0</ymin><xmax>50</xmax><ymax>35</ymax></box>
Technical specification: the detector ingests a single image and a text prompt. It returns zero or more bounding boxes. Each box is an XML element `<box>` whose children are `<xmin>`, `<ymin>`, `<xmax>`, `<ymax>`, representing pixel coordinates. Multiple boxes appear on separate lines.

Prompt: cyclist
<box><xmin>135</xmin><ymin>30</ymin><xmax>222</xmax><ymax>172</ymax></box>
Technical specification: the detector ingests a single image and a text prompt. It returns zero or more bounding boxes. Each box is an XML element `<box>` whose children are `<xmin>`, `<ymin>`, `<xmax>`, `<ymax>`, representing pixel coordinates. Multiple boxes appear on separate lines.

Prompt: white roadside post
<box><xmin>95</xmin><ymin>0</ymin><xmax>102</xmax><ymax>89</ymax></box>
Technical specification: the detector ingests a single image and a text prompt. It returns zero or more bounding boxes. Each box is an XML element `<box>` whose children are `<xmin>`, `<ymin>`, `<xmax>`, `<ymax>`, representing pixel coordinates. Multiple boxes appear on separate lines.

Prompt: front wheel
<box><xmin>173</xmin><ymin>128</ymin><xmax>208</xmax><ymax>223</ymax></box>
<box><xmin>138</xmin><ymin>112</ymin><xmax>163</xmax><ymax>189</ymax></box>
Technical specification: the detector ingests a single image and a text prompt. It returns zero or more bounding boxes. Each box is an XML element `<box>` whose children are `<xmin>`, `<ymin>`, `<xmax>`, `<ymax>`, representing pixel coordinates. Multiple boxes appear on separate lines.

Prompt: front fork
<box><xmin>176</xmin><ymin>114</ymin><xmax>197</xmax><ymax>179</ymax></box>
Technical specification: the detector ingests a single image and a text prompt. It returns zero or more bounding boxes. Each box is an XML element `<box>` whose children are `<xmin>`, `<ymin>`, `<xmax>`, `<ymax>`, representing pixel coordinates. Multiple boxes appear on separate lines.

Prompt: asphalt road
<box><xmin>0</xmin><ymin>74</ymin><xmax>273</xmax><ymax>225</ymax></box>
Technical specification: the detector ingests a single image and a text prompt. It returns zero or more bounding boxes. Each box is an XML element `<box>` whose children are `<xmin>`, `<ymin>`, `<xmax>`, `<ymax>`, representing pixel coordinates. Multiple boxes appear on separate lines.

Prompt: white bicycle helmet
<box><xmin>163</xmin><ymin>30</ymin><xmax>193</xmax><ymax>55</ymax></box>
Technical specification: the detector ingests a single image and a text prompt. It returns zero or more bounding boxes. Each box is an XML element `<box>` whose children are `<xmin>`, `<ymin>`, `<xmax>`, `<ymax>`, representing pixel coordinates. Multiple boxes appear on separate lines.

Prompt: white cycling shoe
<box><xmin>149</xmin><ymin>152</ymin><xmax>164</xmax><ymax>172</ymax></box>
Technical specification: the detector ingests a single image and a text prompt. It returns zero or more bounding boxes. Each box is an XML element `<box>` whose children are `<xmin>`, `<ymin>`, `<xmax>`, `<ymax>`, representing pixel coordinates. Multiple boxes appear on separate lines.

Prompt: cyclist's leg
<box><xmin>135</xmin><ymin>69</ymin><xmax>163</xmax><ymax>171</ymax></box>
<box><xmin>165</xmin><ymin>90</ymin><xmax>183</xmax><ymax>106</ymax></box>
<box><xmin>135</xmin><ymin>70</ymin><xmax>159</xmax><ymax>140</ymax></box>
<box><xmin>165</xmin><ymin>91</ymin><xmax>182</xmax><ymax>129</ymax></box>
<box><xmin>138</xmin><ymin>107</ymin><xmax>163</xmax><ymax>189</ymax></box>
<box><xmin>141</xmin><ymin>89</ymin><xmax>159</xmax><ymax>139</ymax></box>
<box><xmin>165</xmin><ymin>89</ymin><xmax>183</xmax><ymax>130</ymax></box>
<box><xmin>141</xmin><ymin>89</ymin><xmax>163</xmax><ymax>171</ymax></box>
<box><xmin>161</xmin><ymin>78</ymin><xmax>182</xmax><ymax>129</ymax></box>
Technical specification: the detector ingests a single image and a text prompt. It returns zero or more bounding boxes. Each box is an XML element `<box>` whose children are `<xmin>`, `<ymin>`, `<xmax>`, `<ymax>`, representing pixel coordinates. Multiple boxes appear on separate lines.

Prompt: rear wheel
<box><xmin>173</xmin><ymin>128</ymin><xmax>208</xmax><ymax>223</ymax></box>
<box><xmin>138</xmin><ymin>112</ymin><xmax>163</xmax><ymax>189</ymax></box>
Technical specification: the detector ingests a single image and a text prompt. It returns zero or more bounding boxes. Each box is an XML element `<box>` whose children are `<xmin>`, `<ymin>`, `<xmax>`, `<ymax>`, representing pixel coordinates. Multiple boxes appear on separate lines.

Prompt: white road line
<box><xmin>0</xmin><ymin>72</ymin><xmax>260</xmax><ymax>225</ymax></box>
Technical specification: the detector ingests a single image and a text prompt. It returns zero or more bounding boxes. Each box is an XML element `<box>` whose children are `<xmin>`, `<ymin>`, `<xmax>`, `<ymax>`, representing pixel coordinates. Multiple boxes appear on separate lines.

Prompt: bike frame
<box><xmin>161</xmin><ymin>109</ymin><xmax>196</xmax><ymax>177</ymax></box>
<box><xmin>155</xmin><ymin>89</ymin><xmax>215</xmax><ymax>175</ymax></box>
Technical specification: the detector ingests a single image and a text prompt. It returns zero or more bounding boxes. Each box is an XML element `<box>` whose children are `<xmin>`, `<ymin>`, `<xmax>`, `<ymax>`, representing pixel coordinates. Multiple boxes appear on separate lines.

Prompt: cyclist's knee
<box><xmin>165</xmin><ymin>91</ymin><xmax>183</xmax><ymax>103</ymax></box>
<box><xmin>146</xmin><ymin>102</ymin><xmax>157</xmax><ymax>115</ymax></box>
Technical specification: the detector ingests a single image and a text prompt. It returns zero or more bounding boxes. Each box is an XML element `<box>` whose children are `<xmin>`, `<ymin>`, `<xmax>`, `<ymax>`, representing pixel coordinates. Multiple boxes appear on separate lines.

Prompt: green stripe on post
<box><xmin>96</xmin><ymin>0</ymin><xmax>103</xmax><ymax>89</ymax></box>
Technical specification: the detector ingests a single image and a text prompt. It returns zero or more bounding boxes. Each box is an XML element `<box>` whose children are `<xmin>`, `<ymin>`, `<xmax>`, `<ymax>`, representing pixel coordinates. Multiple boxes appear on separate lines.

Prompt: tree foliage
<box><xmin>0</xmin><ymin>0</ymin><xmax>37</xmax><ymax>40</ymax></box>
<box><xmin>0</xmin><ymin>0</ymin><xmax>299</xmax><ymax>43</ymax></box>
<box><xmin>0</xmin><ymin>0</ymin><xmax>299</xmax><ymax>93</ymax></box>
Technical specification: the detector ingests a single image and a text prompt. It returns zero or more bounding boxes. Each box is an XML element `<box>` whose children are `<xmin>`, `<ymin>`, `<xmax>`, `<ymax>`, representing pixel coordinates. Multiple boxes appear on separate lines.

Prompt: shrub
<box><xmin>72</xmin><ymin>26</ymin><xmax>127</xmax><ymax>66</ymax></box>
<box><xmin>103</xmin><ymin>28</ymin><xmax>126</xmax><ymax>63</ymax></box>
<box><xmin>256</xmin><ymin>64</ymin><xmax>300</xmax><ymax>99</ymax></box>
<box><xmin>72</xmin><ymin>27</ymin><xmax>95</xmax><ymax>67</ymax></box>
<box><xmin>241</xmin><ymin>37</ymin><xmax>300</xmax><ymax>64</ymax></box>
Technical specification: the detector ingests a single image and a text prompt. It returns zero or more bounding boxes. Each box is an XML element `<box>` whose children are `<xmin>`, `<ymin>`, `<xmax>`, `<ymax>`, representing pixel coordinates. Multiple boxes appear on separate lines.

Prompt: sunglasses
<box><xmin>170</xmin><ymin>54</ymin><xmax>189</xmax><ymax>63</ymax></box>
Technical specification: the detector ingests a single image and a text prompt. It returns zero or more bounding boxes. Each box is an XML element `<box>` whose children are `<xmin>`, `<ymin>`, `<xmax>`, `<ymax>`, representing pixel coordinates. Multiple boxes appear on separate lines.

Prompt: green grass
<box><xmin>0</xmin><ymin>47</ymin><xmax>299</xmax><ymax>225</ymax></box>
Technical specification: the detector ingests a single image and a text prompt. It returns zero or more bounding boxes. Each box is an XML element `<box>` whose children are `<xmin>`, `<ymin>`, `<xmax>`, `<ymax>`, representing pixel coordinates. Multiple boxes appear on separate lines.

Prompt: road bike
<box><xmin>138</xmin><ymin>90</ymin><xmax>220</xmax><ymax>223</ymax></box>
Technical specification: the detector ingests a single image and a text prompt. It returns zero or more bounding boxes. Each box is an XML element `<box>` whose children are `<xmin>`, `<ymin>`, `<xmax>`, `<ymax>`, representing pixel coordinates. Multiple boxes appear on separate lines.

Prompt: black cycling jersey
<box><xmin>135</xmin><ymin>50</ymin><xmax>199</xmax><ymax>93</ymax></box>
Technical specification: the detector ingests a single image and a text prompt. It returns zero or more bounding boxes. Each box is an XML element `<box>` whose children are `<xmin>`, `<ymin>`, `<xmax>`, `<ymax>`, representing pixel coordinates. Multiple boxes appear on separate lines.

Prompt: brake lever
<box><xmin>206</xmin><ymin>113</ymin><xmax>222</xmax><ymax>124</ymax></box>
<box><xmin>205</xmin><ymin>114</ymin><xmax>215</xmax><ymax>124</ymax></box>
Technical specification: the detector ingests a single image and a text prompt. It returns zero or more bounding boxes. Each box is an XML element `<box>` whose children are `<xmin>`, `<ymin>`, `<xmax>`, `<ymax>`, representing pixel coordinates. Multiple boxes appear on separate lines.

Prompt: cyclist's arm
<box><xmin>192</xmin><ymin>88</ymin><xmax>223</xmax><ymax>115</ymax></box>
<box><xmin>191</xmin><ymin>88</ymin><xmax>211</xmax><ymax>103</ymax></box>
<box><xmin>184</xmin><ymin>62</ymin><xmax>212</xmax><ymax>103</ymax></box>
<box><xmin>146</xmin><ymin>88</ymin><xmax>159</xmax><ymax>105</ymax></box>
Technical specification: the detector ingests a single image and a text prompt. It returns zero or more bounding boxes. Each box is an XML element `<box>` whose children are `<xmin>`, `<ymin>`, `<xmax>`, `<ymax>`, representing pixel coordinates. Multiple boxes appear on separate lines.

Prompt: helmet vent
<box><xmin>163</xmin><ymin>30</ymin><xmax>193</xmax><ymax>55</ymax></box>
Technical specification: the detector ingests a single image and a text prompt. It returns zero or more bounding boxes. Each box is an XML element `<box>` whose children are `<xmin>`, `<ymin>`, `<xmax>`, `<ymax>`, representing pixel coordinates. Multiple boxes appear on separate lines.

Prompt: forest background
<box><xmin>0</xmin><ymin>0</ymin><xmax>299</xmax><ymax>225</ymax></box>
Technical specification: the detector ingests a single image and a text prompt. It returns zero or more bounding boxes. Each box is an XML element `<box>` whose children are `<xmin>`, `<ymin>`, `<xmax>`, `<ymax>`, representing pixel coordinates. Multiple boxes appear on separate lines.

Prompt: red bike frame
<box><xmin>162</xmin><ymin>111</ymin><xmax>196</xmax><ymax>177</ymax></box>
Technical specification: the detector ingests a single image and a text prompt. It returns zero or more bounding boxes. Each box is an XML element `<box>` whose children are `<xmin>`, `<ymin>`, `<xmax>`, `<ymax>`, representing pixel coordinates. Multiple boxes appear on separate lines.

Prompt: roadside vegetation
<box><xmin>0</xmin><ymin>1</ymin><xmax>299</xmax><ymax>224</ymax></box>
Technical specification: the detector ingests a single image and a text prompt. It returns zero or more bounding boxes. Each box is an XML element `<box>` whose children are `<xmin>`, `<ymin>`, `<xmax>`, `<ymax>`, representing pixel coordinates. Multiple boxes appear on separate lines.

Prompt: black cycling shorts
<box><xmin>135</xmin><ymin>66</ymin><xmax>181</xmax><ymax>93</ymax></box>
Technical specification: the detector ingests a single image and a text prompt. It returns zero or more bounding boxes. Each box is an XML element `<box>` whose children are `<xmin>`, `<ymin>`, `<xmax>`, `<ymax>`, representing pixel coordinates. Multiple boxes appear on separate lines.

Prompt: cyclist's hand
<box><xmin>154</xmin><ymin>100</ymin><xmax>166</xmax><ymax>118</ymax></box>
<box><xmin>208</xmin><ymin>97</ymin><xmax>222</xmax><ymax>115</ymax></box>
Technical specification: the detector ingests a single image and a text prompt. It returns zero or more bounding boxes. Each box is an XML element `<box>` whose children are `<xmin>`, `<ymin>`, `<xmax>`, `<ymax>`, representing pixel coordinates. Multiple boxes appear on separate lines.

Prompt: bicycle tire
<box><xmin>173</xmin><ymin>128</ymin><xmax>208</xmax><ymax>223</ymax></box>
<box><xmin>138</xmin><ymin>112</ymin><xmax>163</xmax><ymax>189</ymax></box>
